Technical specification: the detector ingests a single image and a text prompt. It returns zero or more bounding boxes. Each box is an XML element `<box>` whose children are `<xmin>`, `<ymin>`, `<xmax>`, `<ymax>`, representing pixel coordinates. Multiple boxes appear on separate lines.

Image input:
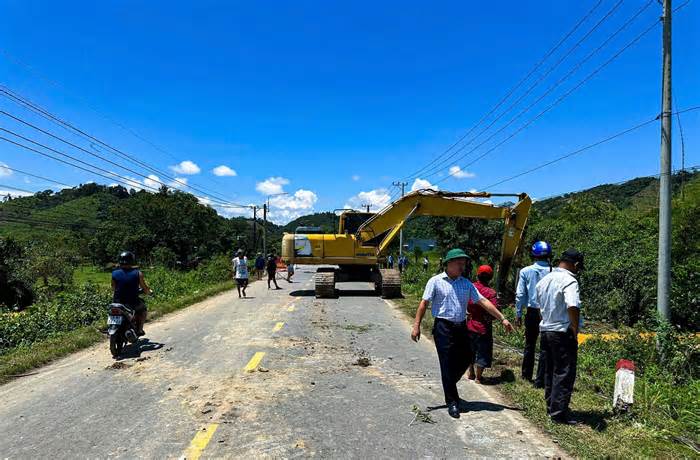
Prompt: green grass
<box><xmin>0</xmin><ymin>279</ymin><xmax>235</xmax><ymax>385</ymax></box>
<box><xmin>73</xmin><ymin>265</ymin><xmax>112</xmax><ymax>288</ymax></box>
<box><xmin>396</xmin><ymin>269</ymin><xmax>700</xmax><ymax>458</ymax></box>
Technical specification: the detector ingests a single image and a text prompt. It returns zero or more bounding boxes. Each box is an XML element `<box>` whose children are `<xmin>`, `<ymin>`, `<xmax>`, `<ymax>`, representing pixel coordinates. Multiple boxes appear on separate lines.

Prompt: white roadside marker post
<box><xmin>613</xmin><ymin>359</ymin><xmax>635</xmax><ymax>413</ymax></box>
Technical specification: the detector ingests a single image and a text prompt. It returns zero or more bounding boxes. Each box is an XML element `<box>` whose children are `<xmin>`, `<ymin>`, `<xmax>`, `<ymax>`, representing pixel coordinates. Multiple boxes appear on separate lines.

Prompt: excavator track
<box><xmin>379</xmin><ymin>268</ymin><xmax>401</xmax><ymax>298</ymax></box>
<box><xmin>315</xmin><ymin>269</ymin><xmax>336</xmax><ymax>298</ymax></box>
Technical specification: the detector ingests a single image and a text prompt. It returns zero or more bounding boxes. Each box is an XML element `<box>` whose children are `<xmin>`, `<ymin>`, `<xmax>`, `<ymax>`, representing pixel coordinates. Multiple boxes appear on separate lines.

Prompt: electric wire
<box><xmin>0</xmin><ymin>86</ymin><xmax>243</xmax><ymax>206</ymax></box>
<box><xmin>433</xmin><ymin>18</ymin><xmax>664</xmax><ymax>186</ymax></box>
<box><xmin>401</xmin><ymin>0</ymin><xmax>606</xmax><ymax>181</ymax></box>
<box><xmin>416</xmin><ymin>0</ymin><xmax>653</xmax><ymax>181</ymax></box>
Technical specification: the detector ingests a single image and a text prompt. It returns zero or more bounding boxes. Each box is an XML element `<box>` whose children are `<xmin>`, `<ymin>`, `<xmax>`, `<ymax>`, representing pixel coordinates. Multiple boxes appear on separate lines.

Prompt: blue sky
<box><xmin>0</xmin><ymin>0</ymin><xmax>697</xmax><ymax>223</ymax></box>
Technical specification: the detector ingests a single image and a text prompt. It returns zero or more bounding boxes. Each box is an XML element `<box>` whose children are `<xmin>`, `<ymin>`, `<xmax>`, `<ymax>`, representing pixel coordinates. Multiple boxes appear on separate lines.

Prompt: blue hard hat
<box><xmin>531</xmin><ymin>241</ymin><xmax>552</xmax><ymax>258</ymax></box>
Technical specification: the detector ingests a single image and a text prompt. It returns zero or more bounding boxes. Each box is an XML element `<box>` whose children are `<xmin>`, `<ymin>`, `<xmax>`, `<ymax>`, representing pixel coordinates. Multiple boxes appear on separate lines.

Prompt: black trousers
<box><xmin>522</xmin><ymin>308</ymin><xmax>546</xmax><ymax>385</ymax></box>
<box><xmin>541</xmin><ymin>330</ymin><xmax>578</xmax><ymax>421</ymax></box>
<box><xmin>432</xmin><ymin>318</ymin><xmax>472</xmax><ymax>405</ymax></box>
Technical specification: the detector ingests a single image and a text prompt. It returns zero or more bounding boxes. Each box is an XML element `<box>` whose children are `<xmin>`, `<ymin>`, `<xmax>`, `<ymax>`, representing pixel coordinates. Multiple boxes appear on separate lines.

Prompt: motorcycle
<box><xmin>107</xmin><ymin>303</ymin><xmax>139</xmax><ymax>358</ymax></box>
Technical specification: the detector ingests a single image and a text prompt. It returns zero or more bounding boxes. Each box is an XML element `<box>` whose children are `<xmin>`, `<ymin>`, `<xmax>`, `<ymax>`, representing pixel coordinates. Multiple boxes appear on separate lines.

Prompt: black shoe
<box><xmin>551</xmin><ymin>416</ymin><xmax>579</xmax><ymax>425</ymax></box>
<box><xmin>448</xmin><ymin>402</ymin><xmax>460</xmax><ymax>419</ymax></box>
<box><xmin>137</xmin><ymin>329</ymin><xmax>146</xmax><ymax>337</ymax></box>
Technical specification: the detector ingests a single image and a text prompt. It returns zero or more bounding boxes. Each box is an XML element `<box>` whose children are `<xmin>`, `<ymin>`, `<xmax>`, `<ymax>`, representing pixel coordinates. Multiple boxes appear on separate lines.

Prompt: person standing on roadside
<box><xmin>411</xmin><ymin>249</ymin><xmax>514</xmax><ymax>419</ymax></box>
<box><xmin>466</xmin><ymin>265</ymin><xmax>500</xmax><ymax>384</ymax></box>
<box><xmin>255</xmin><ymin>253</ymin><xmax>265</xmax><ymax>280</ymax></box>
<box><xmin>536</xmin><ymin>248</ymin><xmax>584</xmax><ymax>425</ymax></box>
<box><xmin>516</xmin><ymin>241</ymin><xmax>553</xmax><ymax>387</ymax></box>
<box><xmin>232</xmin><ymin>249</ymin><xmax>249</xmax><ymax>298</ymax></box>
<box><xmin>286</xmin><ymin>262</ymin><xmax>295</xmax><ymax>282</ymax></box>
<box><xmin>422</xmin><ymin>256</ymin><xmax>429</xmax><ymax>272</ymax></box>
<box><xmin>388</xmin><ymin>254</ymin><xmax>394</xmax><ymax>269</ymax></box>
<box><xmin>267</xmin><ymin>252</ymin><xmax>281</xmax><ymax>289</ymax></box>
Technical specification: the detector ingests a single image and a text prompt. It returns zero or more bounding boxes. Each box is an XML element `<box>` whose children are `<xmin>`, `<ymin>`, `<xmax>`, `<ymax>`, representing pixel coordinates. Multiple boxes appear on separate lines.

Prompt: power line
<box><xmin>0</xmin><ymin>165</ymin><xmax>74</xmax><ymax>188</ymax></box>
<box><xmin>416</xmin><ymin>0</ymin><xmax>651</xmax><ymax>181</ymax></box>
<box><xmin>481</xmin><ymin>106</ymin><xmax>700</xmax><ymax>190</ymax></box>
<box><xmin>401</xmin><ymin>0</ymin><xmax>606</xmax><ymax>181</ymax></box>
<box><xmin>0</xmin><ymin>86</ymin><xmax>242</xmax><ymax>206</ymax></box>
<box><xmin>434</xmin><ymin>18</ymin><xmax>664</xmax><ymax>186</ymax></box>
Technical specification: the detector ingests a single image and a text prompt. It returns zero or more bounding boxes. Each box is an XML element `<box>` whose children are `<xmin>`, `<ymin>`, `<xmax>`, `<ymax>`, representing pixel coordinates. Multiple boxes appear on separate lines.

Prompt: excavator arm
<box><xmin>356</xmin><ymin>189</ymin><xmax>532</xmax><ymax>293</ymax></box>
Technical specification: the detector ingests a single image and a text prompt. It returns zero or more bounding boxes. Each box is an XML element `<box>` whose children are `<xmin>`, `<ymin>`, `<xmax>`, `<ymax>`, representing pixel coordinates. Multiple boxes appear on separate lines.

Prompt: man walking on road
<box><xmin>267</xmin><ymin>253</ymin><xmax>281</xmax><ymax>290</ymax></box>
<box><xmin>536</xmin><ymin>248</ymin><xmax>584</xmax><ymax>425</ymax></box>
<box><xmin>233</xmin><ymin>249</ymin><xmax>249</xmax><ymax>298</ymax></box>
<box><xmin>411</xmin><ymin>249</ymin><xmax>514</xmax><ymax>419</ymax></box>
<box><xmin>516</xmin><ymin>241</ymin><xmax>553</xmax><ymax>387</ymax></box>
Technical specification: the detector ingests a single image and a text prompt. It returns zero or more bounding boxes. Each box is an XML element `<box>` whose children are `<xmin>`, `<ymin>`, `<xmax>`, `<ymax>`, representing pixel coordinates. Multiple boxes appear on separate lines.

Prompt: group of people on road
<box><xmin>233</xmin><ymin>250</ymin><xmax>290</xmax><ymax>298</ymax></box>
<box><xmin>412</xmin><ymin>243</ymin><xmax>584</xmax><ymax>425</ymax></box>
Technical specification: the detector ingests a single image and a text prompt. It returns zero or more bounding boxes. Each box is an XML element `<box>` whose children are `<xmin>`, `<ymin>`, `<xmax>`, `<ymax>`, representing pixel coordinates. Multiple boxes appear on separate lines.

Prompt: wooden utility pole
<box><xmin>657</xmin><ymin>0</ymin><xmax>672</xmax><ymax>322</ymax></box>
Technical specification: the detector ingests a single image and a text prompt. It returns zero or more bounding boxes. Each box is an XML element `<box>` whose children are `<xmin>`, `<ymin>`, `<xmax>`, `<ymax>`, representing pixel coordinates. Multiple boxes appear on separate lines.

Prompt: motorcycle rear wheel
<box><xmin>110</xmin><ymin>334</ymin><xmax>124</xmax><ymax>358</ymax></box>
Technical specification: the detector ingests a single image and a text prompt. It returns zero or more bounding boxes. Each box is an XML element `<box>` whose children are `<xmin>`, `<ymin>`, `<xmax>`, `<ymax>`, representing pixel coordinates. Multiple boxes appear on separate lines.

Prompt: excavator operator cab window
<box><xmin>342</xmin><ymin>212</ymin><xmax>373</xmax><ymax>234</ymax></box>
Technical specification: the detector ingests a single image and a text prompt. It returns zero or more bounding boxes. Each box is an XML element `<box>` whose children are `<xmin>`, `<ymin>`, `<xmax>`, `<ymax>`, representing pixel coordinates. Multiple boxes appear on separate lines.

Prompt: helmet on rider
<box><xmin>118</xmin><ymin>251</ymin><xmax>136</xmax><ymax>266</ymax></box>
<box><xmin>531</xmin><ymin>241</ymin><xmax>552</xmax><ymax>259</ymax></box>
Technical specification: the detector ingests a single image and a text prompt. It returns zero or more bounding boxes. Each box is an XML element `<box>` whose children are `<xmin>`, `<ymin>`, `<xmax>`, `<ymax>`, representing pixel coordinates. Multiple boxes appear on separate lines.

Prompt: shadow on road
<box><xmin>427</xmin><ymin>399</ymin><xmax>521</xmax><ymax>413</ymax></box>
<box><xmin>290</xmin><ymin>289</ymin><xmax>380</xmax><ymax>298</ymax></box>
<box><xmin>118</xmin><ymin>338</ymin><xmax>164</xmax><ymax>360</ymax></box>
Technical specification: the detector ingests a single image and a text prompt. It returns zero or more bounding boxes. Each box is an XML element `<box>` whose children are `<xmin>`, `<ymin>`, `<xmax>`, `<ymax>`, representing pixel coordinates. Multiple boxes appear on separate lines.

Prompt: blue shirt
<box><xmin>515</xmin><ymin>261</ymin><xmax>551</xmax><ymax>318</ymax></box>
<box><xmin>112</xmin><ymin>268</ymin><xmax>140</xmax><ymax>305</ymax></box>
<box><xmin>422</xmin><ymin>272</ymin><xmax>484</xmax><ymax>322</ymax></box>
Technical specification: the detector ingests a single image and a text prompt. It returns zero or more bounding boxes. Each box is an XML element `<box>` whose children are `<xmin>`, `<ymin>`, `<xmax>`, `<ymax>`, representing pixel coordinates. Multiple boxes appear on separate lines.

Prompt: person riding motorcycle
<box><xmin>111</xmin><ymin>251</ymin><xmax>152</xmax><ymax>336</ymax></box>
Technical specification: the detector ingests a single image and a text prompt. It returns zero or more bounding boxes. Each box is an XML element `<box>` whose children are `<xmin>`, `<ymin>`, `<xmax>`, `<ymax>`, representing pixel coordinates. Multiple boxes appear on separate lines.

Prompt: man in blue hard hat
<box><xmin>411</xmin><ymin>248</ymin><xmax>514</xmax><ymax>419</ymax></box>
<box><xmin>516</xmin><ymin>240</ymin><xmax>553</xmax><ymax>387</ymax></box>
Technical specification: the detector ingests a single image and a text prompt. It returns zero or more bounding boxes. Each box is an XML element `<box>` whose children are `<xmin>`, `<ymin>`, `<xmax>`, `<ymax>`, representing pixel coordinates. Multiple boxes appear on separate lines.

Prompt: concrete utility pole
<box><xmin>392</xmin><ymin>181</ymin><xmax>408</xmax><ymax>256</ymax></box>
<box><xmin>657</xmin><ymin>0</ymin><xmax>672</xmax><ymax>322</ymax></box>
<box><xmin>263</xmin><ymin>203</ymin><xmax>267</xmax><ymax>257</ymax></box>
<box><xmin>252</xmin><ymin>205</ymin><xmax>257</xmax><ymax>254</ymax></box>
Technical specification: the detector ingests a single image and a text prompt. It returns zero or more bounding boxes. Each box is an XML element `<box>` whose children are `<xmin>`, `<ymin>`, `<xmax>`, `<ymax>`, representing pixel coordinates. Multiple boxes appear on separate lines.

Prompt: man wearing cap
<box><xmin>536</xmin><ymin>248</ymin><xmax>584</xmax><ymax>424</ymax></box>
<box><xmin>516</xmin><ymin>240</ymin><xmax>553</xmax><ymax>387</ymax></box>
<box><xmin>411</xmin><ymin>248</ymin><xmax>514</xmax><ymax>419</ymax></box>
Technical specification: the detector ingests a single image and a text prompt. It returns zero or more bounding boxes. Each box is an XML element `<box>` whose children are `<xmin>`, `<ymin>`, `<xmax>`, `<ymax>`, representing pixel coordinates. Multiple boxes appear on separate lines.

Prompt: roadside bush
<box><xmin>0</xmin><ymin>258</ymin><xmax>234</xmax><ymax>356</ymax></box>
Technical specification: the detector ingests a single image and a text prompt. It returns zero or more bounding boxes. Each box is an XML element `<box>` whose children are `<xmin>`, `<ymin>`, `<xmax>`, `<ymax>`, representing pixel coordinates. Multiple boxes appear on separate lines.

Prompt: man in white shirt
<box><xmin>536</xmin><ymin>248</ymin><xmax>584</xmax><ymax>424</ymax></box>
<box><xmin>515</xmin><ymin>241</ymin><xmax>553</xmax><ymax>387</ymax></box>
<box><xmin>411</xmin><ymin>248</ymin><xmax>514</xmax><ymax>419</ymax></box>
<box><xmin>232</xmin><ymin>249</ymin><xmax>249</xmax><ymax>298</ymax></box>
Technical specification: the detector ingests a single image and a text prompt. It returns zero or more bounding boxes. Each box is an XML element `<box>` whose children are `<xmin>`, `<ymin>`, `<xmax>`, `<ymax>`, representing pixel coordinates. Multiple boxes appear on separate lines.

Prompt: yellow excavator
<box><xmin>281</xmin><ymin>189</ymin><xmax>531</xmax><ymax>298</ymax></box>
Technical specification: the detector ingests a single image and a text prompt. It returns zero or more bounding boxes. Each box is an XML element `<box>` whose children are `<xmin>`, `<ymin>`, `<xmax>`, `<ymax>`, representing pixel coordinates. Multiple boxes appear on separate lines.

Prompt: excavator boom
<box><xmin>356</xmin><ymin>189</ymin><xmax>532</xmax><ymax>292</ymax></box>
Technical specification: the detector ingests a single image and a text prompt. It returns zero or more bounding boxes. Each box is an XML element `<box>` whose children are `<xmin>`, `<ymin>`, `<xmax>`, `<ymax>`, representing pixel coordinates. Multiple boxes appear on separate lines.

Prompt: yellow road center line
<box><xmin>272</xmin><ymin>321</ymin><xmax>285</xmax><ymax>332</ymax></box>
<box><xmin>287</xmin><ymin>305</ymin><xmax>295</xmax><ymax>312</ymax></box>
<box><xmin>181</xmin><ymin>423</ymin><xmax>218</xmax><ymax>460</ymax></box>
<box><xmin>244</xmin><ymin>351</ymin><xmax>266</xmax><ymax>372</ymax></box>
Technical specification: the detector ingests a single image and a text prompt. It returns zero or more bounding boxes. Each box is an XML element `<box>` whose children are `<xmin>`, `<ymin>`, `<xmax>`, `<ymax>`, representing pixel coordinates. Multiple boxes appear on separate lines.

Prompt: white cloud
<box><xmin>212</xmin><ymin>165</ymin><xmax>237</xmax><ymax>177</ymax></box>
<box><xmin>255</xmin><ymin>176</ymin><xmax>289</xmax><ymax>195</ymax></box>
<box><xmin>351</xmin><ymin>175</ymin><xmax>360</xmax><ymax>181</ymax></box>
<box><xmin>143</xmin><ymin>174</ymin><xmax>162</xmax><ymax>189</ymax></box>
<box><xmin>344</xmin><ymin>188</ymin><xmax>392</xmax><ymax>210</ymax></box>
<box><xmin>411</xmin><ymin>178</ymin><xmax>439</xmax><ymax>192</ymax></box>
<box><xmin>270</xmin><ymin>189</ymin><xmax>318</xmax><ymax>210</ymax></box>
<box><xmin>0</xmin><ymin>189</ymin><xmax>32</xmax><ymax>198</ymax></box>
<box><xmin>449</xmin><ymin>165</ymin><xmax>475</xmax><ymax>179</ymax></box>
<box><xmin>0</xmin><ymin>162</ymin><xmax>12</xmax><ymax>178</ymax></box>
<box><xmin>170</xmin><ymin>160</ymin><xmax>201</xmax><ymax>175</ymax></box>
<box><xmin>169</xmin><ymin>177</ymin><xmax>188</xmax><ymax>189</ymax></box>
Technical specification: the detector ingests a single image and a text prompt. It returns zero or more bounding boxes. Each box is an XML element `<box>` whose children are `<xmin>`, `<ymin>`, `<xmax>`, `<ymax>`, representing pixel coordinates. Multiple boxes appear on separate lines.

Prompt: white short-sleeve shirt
<box><xmin>422</xmin><ymin>272</ymin><xmax>484</xmax><ymax>323</ymax></box>
<box><xmin>536</xmin><ymin>268</ymin><xmax>580</xmax><ymax>332</ymax></box>
<box><xmin>233</xmin><ymin>257</ymin><xmax>249</xmax><ymax>279</ymax></box>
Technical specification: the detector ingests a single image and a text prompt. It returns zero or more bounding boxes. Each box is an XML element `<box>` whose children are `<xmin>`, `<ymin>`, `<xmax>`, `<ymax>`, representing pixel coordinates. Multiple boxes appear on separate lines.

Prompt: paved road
<box><xmin>0</xmin><ymin>268</ymin><xmax>563</xmax><ymax>458</ymax></box>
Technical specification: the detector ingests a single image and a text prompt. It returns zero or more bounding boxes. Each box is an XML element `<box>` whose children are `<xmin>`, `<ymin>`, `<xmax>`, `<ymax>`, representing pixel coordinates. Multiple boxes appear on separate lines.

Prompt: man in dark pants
<box><xmin>411</xmin><ymin>249</ymin><xmax>513</xmax><ymax>419</ymax></box>
<box><xmin>536</xmin><ymin>249</ymin><xmax>584</xmax><ymax>424</ymax></box>
<box><xmin>515</xmin><ymin>241</ymin><xmax>553</xmax><ymax>387</ymax></box>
